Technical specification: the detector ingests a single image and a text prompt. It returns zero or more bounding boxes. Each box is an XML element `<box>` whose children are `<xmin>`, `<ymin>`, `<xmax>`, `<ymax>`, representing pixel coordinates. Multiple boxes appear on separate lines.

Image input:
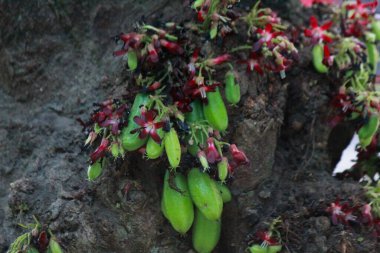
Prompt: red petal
<box><xmin>323</xmin><ymin>44</ymin><xmax>330</xmax><ymax>58</ymax></box>
<box><xmin>154</xmin><ymin>121</ymin><xmax>165</xmax><ymax>129</ymax></box>
<box><xmin>321</xmin><ymin>34</ymin><xmax>333</xmax><ymax>44</ymax></box>
<box><xmin>321</xmin><ymin>20</ymin><xmax>333</xmax><ymax>30</ymax></box>
<box><xmin>133</xmin><ymin>116</ymin><xmax>146</xmax><ymax>127</ymax></box>
<box><xmin>150</xmin><ymin>130</ymin><xmax>162</xmax><ymax>144</ymax></box>
<box><xmin>145</xmin><ymin>110</ymin><xmax>157</xmax><ymax>122</ymax></box>
<box><xmin>139</xmin><ymin>129</ymin><xmax>148</xmax><ymax>139</ymax></box>
<box><xmin>254</xmin><ymin>64</ymin><xmax>264</xmax><ymax>75</ymax></box>
<box><xmin>322</xmin><ymin>34</ymin><xmax>332</xmax><ymax>43</ymax></box>
<box><xmin>304</xmin><ymin>29</ymin><xmax>312</xmax><ymax>37</ymax></box>
<box><xmin>362</xmin><ymin>1</ymin><xmax>377</xmax><ymax>8</ymax></box>
<box><xmin>345</xmin><ymin>4</ymin><xmax>356</xmax><ymax>10</ymax></box>
<box><xmin>310</xmin><ymin>16</ymin><xmax>318</xmax><ymax>28</ymax></box>
<box><xmin>113</xmin><ymin>49</ymin><xmax>128</xmax><ymax>57</ymax></box>
<box><xmin>265</xmin><ymin>23</ymin><xmax>273</xmax><ymax>32</ymax></box>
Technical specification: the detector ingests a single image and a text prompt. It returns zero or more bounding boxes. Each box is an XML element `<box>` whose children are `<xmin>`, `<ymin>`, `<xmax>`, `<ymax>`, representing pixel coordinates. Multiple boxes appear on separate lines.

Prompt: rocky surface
<box><xmin>0</xmin><ymin>1</ymin><xmax>379</xmax><ymax>253</ymax></box>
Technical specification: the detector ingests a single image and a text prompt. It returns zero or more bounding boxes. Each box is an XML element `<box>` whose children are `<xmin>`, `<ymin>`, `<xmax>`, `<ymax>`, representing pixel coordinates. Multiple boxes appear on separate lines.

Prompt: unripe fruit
<box><xmin>87</xmin><ymin>161</ymin><xmax>102</xmax><ymax>181</ymax></box>
<box><xmin>187</xmin><ymin>168</ymin><xmax>223</xmax><ymax>220</ymax></box>
<box><xmin>164</xmin><ymin>128</ymin><xmax>181</xmax><ymax>169</ymax></box>
<box><xmin>203</xmin><ymin>88</ymin><xmax>228</xmax><ymax>131</ymax></box>
<box><xmin>215</xmin><ymin>182</ymin><xmax>232</xmax><ymax>203</ymax></box>
<box><xmin>48</xmin><ymin>238</ymin><xmax>64</xmax><ymax>253</ymax></box>
<box><xmin>225</xmin><ymin>71</ymin><xmax>240</xmax><ymax>105</ymax></box>
<box><xmin>162</xmin><ymin>170</ymin><xmax>194</xmax><ymax>234</ymax></box>
<box><xmin>192</xmin><ymin>208</ymin><xmax>221</xmax><ymax>253</ymax></box>
<box><xmin>146</xmin><ymin>128</ymin><xmax>165</xmax><ymax>159</ymax></box>
<box><xmin>312</xmin><ymin>44</ymin><xmax>328</xmax><ymax>73</ymax></box>
<box><xmin>217</xmin><ymin>158</ymin><xmax>228</xmax><ymax>182</ymax></box>
<box><xmin>248</xmin><ymin>245</ymin><xmax>268</xmax><ymax>253</ymax></box>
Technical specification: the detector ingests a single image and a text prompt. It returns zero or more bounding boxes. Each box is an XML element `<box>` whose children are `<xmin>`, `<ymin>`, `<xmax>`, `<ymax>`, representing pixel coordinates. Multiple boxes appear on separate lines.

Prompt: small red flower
<box><xmin>229</xmin><ymin>144</ymin><xmax>250</xmax><ymax>167</ymax></box>
<box><xmin>239</xmin><ymin>52</ymin><xmax>264</xmax><ymax>75</ymax></box>
<box><xmin>326</xmin><ymin>200</ymin><xmax>357</xmax><ymax>225</ymax></box>
<box><xmin>345</xmin><ymin>0</ymin><xmax>377</xmax><ymax>20</ymax></box>
<box><xmin>205</xmin><ymin>54</ymin><xmax>231</xmax><ymax>66</ymax></box>
<box><xmin>256</xmin><ymin>231</ymin><xmax>279</xmax><ymax>246</ymax></box>
<box><xmin>113</xmin><ymin>33</ymin><xmax>144</xmax><ymax>56</ymax></box>
<box><xmin>304</xmin><ymin>16</ymin><xmax>333</xmax><ymax>44</ymax></box>
<box><xmin>188</xmin><ymin>48</ymin><xmax>200</xmax><ymax>77</ymax></box>
<box><xmin>361</xmin><ymin>204</ymin><xmax>374</xmax><ymax>225</ymax></box>
<box><xmin>322</xmin><ymin>44</ymin><xmax>334</xmax><ymax>67</ymax></box>
<box><xmin>91</xmin><ymin>101</ymin><xmax>128</xmax><ymax>135</ymax></box>
<box><xmin>196</xmin><ymin>0</ymin><xmax>211</xmax><ymax>22</ymax></box>
<box><xmin>37</xmin><ymin>231</ymin><xmax>49</xmax><ymax>252</ymax></box>
<box><xmin>267</xmin><ymin>50</ymin><xmax>294</xmax><ymax>73</ymax></box>
<box><xmin>90</xmin><ymin>138</ymin><xmax>110</xmax><ymax>163</ymax></box>
<box><xmin>170</xmin><ymin>87</ymin><xmax>193</xmax><ymax>113</ymax></box>
<box><xmin>300</xmin><ymin>0</ymin><xmax>337</xmax><ymax>7</ymax></box>
<box><xmin>147</xmin><ymin>43</ymin><xmax>159</xmax><ymax>63</ymax></box>
<box><xmin>344</xmin><ymin>19</ymin><xmax>372</xmax><ymax>37</ymax></box>
<box><xmin>183</xmin><ymin>77</ymin><xmax>219</xmax><ymax>100</ymax></box>
<box><xmin>198</xmin><ymin>10</ymin><xmax>206</xmax><ymax>22</ymax></box>
<box><xmin>132</xmin><ymin>108</ymin><xmax>165</xmax><ymax>143</ymax></box>
<box><xmin>159</xmin><ymin>39</ymin><xmax>184</xmax><ymax>55</ymax></box>
<box><xmin>205</xmin><ymin>138</ymin><xmax>221</xmax><ymax>163</ymax></box>
<box><xmin>254</xmin><ymin>24</ymin><xmax>283</xmax><ymax>51</ymax></box>
<box><xmin>147</xmin><ymin>81</ymin><xmax>161</xmax><ymax>91</ymax></box>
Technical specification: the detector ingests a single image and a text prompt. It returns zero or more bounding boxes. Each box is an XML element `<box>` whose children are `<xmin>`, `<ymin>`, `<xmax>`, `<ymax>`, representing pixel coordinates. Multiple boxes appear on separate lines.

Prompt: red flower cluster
<box><xmin>327</xmin><ymin>200</ymin><xmax>380</xmax><ymax>238</ymax></box>
<box><xmin>244</xmin><ymin>23</ymin><xmax>298</xmax><ymax>76</ymax></box>
<box><xmin>113</xmin><ymin>33</ymin><xmax>144</xmax><ymax>56</ymax></box>
<box><xmin>91</xmin><ymin>99</ymin><xmax>128</xmax><ymax>135</ymax></box>
<box><xmin>254</xmin><ymin>24</ymin><xmax>284</xmax><ymax>51</ymax></box>
<box><xmin>326</xmin><ymin>200</ymin><xmax>357</xmax><ymax>225</ymax></box>
<box><xmin>113</xmin><ymin>31</ymin><xmax>183</xmax><ymax>63</ymax></box>
<box><xmin>343</xmin><ymin>0</ymin><xmax>378</xmax><ymax>37</ymax></box>
<box><xmin>171</xmin><ymin>50</ymin><xmax>231</xmax><ymax>112</ymax></box>
<box><xmin>200</xmin><ymin>138</ymin><xmax>249</xmax><ymax>174</ymax></box>
<box><xmin>300</xmin><ymin>0</ymin><xmax>337</xmax><ymax>7</ymax></box>
<box><xmin>329</xmin><ymin>89</ymin><xmax>357</xmax><ymax>127</ymax></box>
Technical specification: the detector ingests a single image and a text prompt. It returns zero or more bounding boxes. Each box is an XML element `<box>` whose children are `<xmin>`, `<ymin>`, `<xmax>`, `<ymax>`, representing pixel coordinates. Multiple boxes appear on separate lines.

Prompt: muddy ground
<box><xmin>0</xmin><ymin>0</ymin><xmax>379</xmax><ymax>252</ymax></box>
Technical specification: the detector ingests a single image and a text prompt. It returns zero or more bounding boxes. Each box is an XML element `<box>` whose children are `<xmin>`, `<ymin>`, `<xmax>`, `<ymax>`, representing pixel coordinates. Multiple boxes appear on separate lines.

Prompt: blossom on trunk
<box><xmin>205</xmin><ymin>54</ymin><xmax>231</xmax><ymax>66</ymax></box>
<box><xmin>159</xmin><ymin>39</ymin><xmax>184</xmax><ymax>55</ymax></box>
<box><xmin>90</xmin><ymin>138</ymin><xmax>110</xmax><ymax>163</ymax></box>
<box><xmin>254</xmin><ymin>24</ymin><xmax>284</xmax><ymax>51</ymax></box>
<box><xmin>205</xmin><ymin>138</ymin><xmax>221</xmax><ymax>163</ymax></box>
<box><xmin>183</xmin><ymin>77</ymin><xmax>219</xmax><ymax>100</ymax></box>
<box><xmin>300</xmin><ymin>0</ymin><xmax>338</xmax><ymax>7</ymax></box>
<box><xmin>256</xmin><ymin>231</ymin><xmax>280</xmax><ymax>246</ymax></box>
<box><xmin>239</xmin><ymin>52</ymin><xmax>264</xmax><ymax>75</ymax></box>
<box><xmin>304</xmin><ymin>16</ymin><xmax>333</xmax><ymax>44</ymax></box>
<box><xmin>132</xmin><ymin>108</ymin><xmax>165</xmax><ymax>143</ymax></box>
<box><xmin>326</xmin><ymin>200</ymin><xmax>357</xmax><ymax>225</ymax></box>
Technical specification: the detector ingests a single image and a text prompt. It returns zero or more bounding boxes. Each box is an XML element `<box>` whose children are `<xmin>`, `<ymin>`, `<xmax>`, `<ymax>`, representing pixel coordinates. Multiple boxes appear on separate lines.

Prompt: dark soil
<box><xmin>0</xmin><ymin>0</ymin><xmax>378</xmax><ymax>252</ymax></box>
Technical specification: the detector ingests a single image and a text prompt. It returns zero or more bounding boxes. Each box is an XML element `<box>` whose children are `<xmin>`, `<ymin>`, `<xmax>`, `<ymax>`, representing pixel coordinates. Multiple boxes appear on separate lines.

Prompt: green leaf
<box><xmin>127</xmin><ymin>50</ymin><xmax>138</xmax><ymax>70</ymax></box>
